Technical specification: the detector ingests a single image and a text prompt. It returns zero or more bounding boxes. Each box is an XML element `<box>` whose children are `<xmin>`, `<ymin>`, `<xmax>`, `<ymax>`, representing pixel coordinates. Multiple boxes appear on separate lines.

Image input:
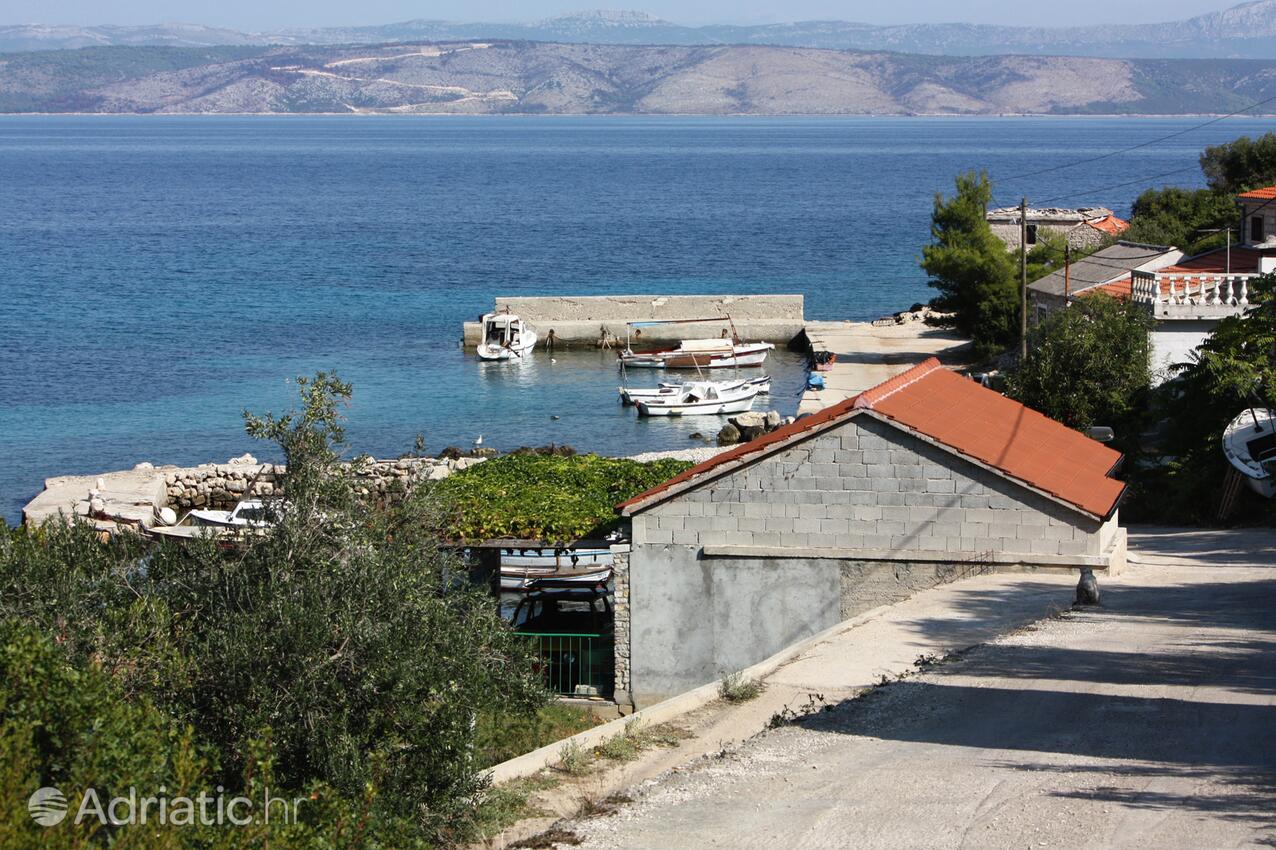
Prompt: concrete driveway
<box><xmin>566</xmin><ymin>527</ymin><xmax>1276</xmax><ymax>850</ymax></box>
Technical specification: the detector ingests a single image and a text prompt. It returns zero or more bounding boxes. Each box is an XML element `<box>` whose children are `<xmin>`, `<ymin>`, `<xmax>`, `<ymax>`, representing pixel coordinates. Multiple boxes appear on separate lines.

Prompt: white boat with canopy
<box><xmin>477</xmin><ymin>310</ymin><xmax>538</xmax><ymax>360</ymax></box>
<box><xmin>1222</xmin><ymin>407</ymin><xmax>1276</xmax><ymax>498</ymax></box>
<box><xmin>618</xmin><ymin>317</ymin><xmax>774</xmax><ymax>369</ymax></box>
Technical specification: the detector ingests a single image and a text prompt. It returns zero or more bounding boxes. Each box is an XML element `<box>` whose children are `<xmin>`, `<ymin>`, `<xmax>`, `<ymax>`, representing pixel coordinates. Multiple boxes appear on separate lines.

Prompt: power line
<box><xmin>994</xmin><ymin>92</ymin><xmax>1276</xmax><ymax>184</ymax></box>
<box><xmin>997</xmin><ymin>165</ymin><xmax>1202</xmax><ymax>209</ymax></box>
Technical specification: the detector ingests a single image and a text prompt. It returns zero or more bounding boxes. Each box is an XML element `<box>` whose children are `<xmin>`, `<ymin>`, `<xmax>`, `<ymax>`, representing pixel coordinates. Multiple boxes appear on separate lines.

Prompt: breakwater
<box><xmin>462</xmin><ymin>294</ymin><xmax>805</xmax><ymax>348</ymax></box>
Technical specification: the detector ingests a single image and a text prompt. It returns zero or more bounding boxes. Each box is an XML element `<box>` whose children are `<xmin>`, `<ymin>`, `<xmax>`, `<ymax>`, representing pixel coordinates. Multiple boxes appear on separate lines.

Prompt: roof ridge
<box><xmin>853</xmin><ymin>357</ymin><xmax>942</xmax><ymax>410</ymax></box>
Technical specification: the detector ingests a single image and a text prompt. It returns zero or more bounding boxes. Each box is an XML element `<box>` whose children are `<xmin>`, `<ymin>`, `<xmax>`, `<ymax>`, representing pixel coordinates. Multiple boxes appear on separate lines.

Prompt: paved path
<box><xmin>800</xmin><ymin>320</ymin><xmax>971</xmax><ymax>415</ymax></box>
<box><xmin>565</xmin><ymin>527</ymin><xmax>1276</xmax><ymax>850</ymax></box>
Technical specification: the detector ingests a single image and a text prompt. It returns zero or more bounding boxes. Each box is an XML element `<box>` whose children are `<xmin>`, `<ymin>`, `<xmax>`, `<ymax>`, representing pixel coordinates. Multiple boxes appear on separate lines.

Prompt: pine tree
<box><xmin>920</xmin><ymin>171</ymin><xmax>1018</xmax><ymax>358</ymax></box>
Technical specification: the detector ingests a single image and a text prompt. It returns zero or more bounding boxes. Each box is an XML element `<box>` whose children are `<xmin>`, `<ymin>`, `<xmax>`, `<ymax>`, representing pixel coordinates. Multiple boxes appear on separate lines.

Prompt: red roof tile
<box><xmin>1085</xmin><ymin>215</ymin><xmax>1130</xmax><ymax>236</ymax></box>
<box><xmin>1238</xmin><ymin>185</ymin><xmax>1276</xmax><ymax>201</ymax></box>
<box><xmin>619</xmin><ymin>358</ymin><xmax>1125</xmax><ymax>519</ymax></box>
<box><xmin>1082</xmin><ymin>276</ymin><xmax>1133</xmax><ymax>300</ymax></box>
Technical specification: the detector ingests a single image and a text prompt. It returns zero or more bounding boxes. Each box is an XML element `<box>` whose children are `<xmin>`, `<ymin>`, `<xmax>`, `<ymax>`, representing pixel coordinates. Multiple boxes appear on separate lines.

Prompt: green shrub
<box><xmin>430</xmin><ymin>453</ymin><xmax>692</xmax><ymax>542</ymax></box>
<box><xmin>719</xmin><ymin>672</ymin><xmax>762</xmax><ymax>703</ymax></box>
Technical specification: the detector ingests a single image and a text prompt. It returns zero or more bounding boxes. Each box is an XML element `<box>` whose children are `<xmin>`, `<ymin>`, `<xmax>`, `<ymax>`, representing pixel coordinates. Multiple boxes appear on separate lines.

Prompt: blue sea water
<box><xmin>1</xmin><ymin>115</ymin><xmax>1271</xmax><ymax>522</ymax></box>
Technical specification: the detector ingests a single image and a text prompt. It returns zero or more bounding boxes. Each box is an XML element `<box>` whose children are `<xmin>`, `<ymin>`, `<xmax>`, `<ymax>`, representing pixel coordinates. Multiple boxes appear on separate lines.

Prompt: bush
<box><xmin>1006</xmin><ymin>295</ymin><xmax>1154</xmax><ymax>436</ymax></box>
<box><xmin>0</xmin><ymin>374</ymin><xmax>550</xmax><ymax>845</ymax></box>
<box><xmin>430</xmin><ymin>453</ymin><xmax>692</xmax><ymax>542</ymax></box>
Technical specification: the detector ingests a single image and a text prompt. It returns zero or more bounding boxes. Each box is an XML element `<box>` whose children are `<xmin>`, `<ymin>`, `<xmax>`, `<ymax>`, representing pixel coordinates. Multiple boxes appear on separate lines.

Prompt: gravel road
<box><xmin>562</xmin><ymin>528</ymin><xmax>1276</xmax><ymax>850</ymax></box>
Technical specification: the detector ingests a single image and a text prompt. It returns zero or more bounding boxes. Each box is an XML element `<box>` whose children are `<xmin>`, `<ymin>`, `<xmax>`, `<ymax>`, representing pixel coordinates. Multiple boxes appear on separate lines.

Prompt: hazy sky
<box><xmin>5</xmin><ymin>0</ymin><xmax>1238</xmax><ymax>30</ymax></box>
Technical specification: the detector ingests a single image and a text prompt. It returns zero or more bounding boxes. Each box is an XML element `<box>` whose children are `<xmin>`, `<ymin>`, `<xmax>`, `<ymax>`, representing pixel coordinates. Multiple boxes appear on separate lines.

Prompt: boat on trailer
<box><xmin>1223</xmin><ymin>407</ymin><xmax>1276</xmax><ymax>498</ymax></box>
<box><xmin>498</xmin><ymin>546</ymin><xmax>615</xmax><ymax>591</ymax></box>
<box><xmin>617</xmin><ymin>316</ymin><xmax>774</xmax><ymax>369</ymax></box>
<box><xmin>476</xmin><ymin>310</ymin><xmax>538</xmax><ymax>361</ymax></box>
<box><xmin>619</xmin><ymin>374</ymin><xmax>771</xmax><ymax>406</ymax></box>
<box><xmin>635</xmin><ymin>380</ymin><xmax>761</xmax><ymax>417</ymax></box>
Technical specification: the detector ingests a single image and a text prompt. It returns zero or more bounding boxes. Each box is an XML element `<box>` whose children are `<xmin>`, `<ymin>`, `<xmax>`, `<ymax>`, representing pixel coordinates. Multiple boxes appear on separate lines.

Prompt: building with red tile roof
<box><xmin>616</xmin><ymin>359</ymin><xmax>1128</xmax><ymax>707</ymax></box>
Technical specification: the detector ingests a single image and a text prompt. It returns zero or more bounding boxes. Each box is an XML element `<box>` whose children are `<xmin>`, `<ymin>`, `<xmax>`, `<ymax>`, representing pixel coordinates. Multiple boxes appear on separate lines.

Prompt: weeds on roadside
<box><xmin>557</xmin><ymin>739</ymin><xmax>591</xmax><ymax>775</ymax></box>
<box><xmin>468</xmin><ymin>774</ymin><xmax>559</xmax><ymax>839</ymax></box>
<box><xmin>594</xmin><ymin>720</ymin><xmax>691</xmax><ymax>763</ymax></box>
<box><xmin>719</xmin><ymin>671</ymin><xmax>762</xmax><ymax>703</ymax></box>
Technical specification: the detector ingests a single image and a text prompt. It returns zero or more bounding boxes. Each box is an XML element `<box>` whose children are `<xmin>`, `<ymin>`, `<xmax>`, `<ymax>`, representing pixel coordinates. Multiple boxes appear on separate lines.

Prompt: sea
<box><xmin>2</xmin><ymin>115</ymin><xmax>1270</xmax><ymax>523</ymax></box>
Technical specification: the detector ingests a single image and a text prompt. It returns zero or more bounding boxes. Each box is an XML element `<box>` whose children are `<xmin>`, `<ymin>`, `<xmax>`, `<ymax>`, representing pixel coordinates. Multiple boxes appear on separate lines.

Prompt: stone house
<box><xmin>611</xmin><ymin>358</ymin><xmax>1127</xmax><ymax>708</ymax></box>
<box><xmin>987</xmin><ymin>206</ymin><xmax>1129</xmax><ymax>252</ymax></box>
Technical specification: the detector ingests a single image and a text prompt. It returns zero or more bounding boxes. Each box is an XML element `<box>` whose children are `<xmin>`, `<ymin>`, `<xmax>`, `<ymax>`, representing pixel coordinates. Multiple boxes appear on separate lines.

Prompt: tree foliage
<box><xmin>1200</xmin><ymin>132</ymin><xmax>1276</xmax><ymax>194</ymax></box>
<box><xmin>432</xmin><ymin>453</ymin><xmax>692</xmax><ymax>543</ymax></box>
<box><xmin>0</xmin><ymin>374</ymin><xmax>549</xmax><ymax>846</ymax></box>
<box><xmin>1134</xmin><ymin>275</ymin><xmax>1276</xmax><ymax>522</ymax></box>
<box><xmin>1006</xmin><ymin>295</ymin><xmax>1153</xmax><ymax>433</ymax></box>
<box><xmin>1122</xmin><ymin>186</ymin><xmax>1238</xmax><ymax>254</ymax></box>
<box><xmin>921</xmin><ymin>171</ymin><xmax>1018</xmax><ymax>358</ymax></box>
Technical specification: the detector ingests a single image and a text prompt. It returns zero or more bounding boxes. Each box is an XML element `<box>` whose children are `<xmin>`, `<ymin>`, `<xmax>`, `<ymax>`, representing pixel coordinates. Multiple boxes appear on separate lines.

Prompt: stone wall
<box><xmin>631</xmin><ymin>415</ymin><xmax>1111</xmax><ymax>561</ymax></box>
<box><xmin>609</xmin><ymin>545</ymin><xmax>632</xmax><ymax>710</ymax></box>
<box><xmin>163</xmin><ymin>455</ymin><xmax>484</xmax><ymax>511</ymax></box>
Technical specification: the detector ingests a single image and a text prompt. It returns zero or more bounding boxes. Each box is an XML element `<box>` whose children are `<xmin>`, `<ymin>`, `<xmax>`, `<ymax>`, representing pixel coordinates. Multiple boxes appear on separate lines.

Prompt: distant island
<box><xmin>2</xmin><ymin>39</ymin><xmax>1275</xmax><ymax>115</ymax></box>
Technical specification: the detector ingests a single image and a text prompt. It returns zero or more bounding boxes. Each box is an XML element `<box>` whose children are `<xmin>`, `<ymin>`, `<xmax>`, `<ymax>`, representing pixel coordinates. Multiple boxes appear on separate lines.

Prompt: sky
<box><xmin>4</xmin><ymin>0</ymin><xmax>1240</xmax><ymax>30</ymax></box>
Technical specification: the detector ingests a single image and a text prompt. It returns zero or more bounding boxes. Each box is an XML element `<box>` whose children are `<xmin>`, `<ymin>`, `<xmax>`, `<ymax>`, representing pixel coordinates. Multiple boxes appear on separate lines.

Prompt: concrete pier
<box><xmin>462</xmin><ymin>294</ymin><xmax>805</xmax><ymax>348</ymax></box>
<box><xmin>799</xmin><ymin>318</ymin><xmax>973</xmax><ymax>415</ymax></box>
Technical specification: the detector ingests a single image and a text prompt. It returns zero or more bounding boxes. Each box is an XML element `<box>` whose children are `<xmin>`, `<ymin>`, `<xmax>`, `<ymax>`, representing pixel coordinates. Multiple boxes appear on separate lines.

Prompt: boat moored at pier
<box><xmin>477</xmin><ymin>310</ymin><xmax>538</xmax><ymax>360</ymax></box>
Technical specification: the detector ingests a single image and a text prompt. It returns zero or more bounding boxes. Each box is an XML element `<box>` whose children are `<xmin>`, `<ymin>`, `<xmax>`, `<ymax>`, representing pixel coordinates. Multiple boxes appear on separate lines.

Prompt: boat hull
<box><xmin>1222</xmin><ymin>407</ymin><xmax>1276</xmax><ymax>499</ymax></box>
<box><xmin>636</xmin><ymin>391</ymin><xmax>759</xmax><ymax>417</ymax></box>
<box><xmin>620</xmin><ymin>376</ymin><xmax>770</xmax><ymax>405</ymax></box>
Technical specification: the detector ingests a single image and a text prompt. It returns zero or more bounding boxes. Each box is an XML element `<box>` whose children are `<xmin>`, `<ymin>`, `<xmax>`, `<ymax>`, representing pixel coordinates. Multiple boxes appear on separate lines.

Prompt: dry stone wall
<box><xmin>163</xmin><ymin>454</ymin><xmax>485</xmax><ymax>511</ymax></box>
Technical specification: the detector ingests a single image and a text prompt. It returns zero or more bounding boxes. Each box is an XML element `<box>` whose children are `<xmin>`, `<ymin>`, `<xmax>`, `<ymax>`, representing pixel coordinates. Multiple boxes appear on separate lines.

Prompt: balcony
<box><xmin>1131</xmin><ymin>269</ymin><xmax>1253</xmax><ymax>320</ymax></box>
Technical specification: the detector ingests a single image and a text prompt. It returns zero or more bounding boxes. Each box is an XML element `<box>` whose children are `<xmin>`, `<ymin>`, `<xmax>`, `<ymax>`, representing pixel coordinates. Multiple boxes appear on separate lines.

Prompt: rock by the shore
<box><xmin>717</xmin><ymin>423</ymin><xmax>742</xmax><ymax>445</ymax></box>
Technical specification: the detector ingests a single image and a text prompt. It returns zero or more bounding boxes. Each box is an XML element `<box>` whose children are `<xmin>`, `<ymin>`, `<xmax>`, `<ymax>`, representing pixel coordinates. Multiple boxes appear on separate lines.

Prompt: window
<box><xmin>1025</xmin><ymin>224</ymin><xmax>1038</xmax><ymax>246</ymax></box>
<box><xmin>1252</xmin><ymin>215</ymin><xmax>1265</xmax><ymax>244</ymax></box>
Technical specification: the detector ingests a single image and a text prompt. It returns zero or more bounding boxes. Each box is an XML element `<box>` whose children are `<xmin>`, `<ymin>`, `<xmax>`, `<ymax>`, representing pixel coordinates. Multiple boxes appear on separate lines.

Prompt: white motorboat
<box><xmin>498</xmin><ymin>546</ymin><xmax>615</xmax><ymax>591</ymax></box>
<box><xmin>1222</xmin><ymin>407</ymin><xmax>1276</xmax><ymax>498</ymax></box>
<box><xmin>619</xmin><ymin>375</ymin><xmax>771</xmax><ymax>406</ymax></box>
<box><xmin>476</xmin><ymin>311</ymin><xmax>538</xmax><ymax>361</ymax></box>
<box><xmin>187</xmin><ymin>499</ymin><xmax>274</xmax><ymax>528</ymax></box>
<box><xmin>636</xmin><ymin>380</ymin><xmax>760</xmax><ymax>417</ymax></box>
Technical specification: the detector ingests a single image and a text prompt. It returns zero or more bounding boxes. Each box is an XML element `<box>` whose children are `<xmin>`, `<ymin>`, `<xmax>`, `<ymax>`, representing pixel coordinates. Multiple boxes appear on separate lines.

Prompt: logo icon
<box><xmin>28</xmin><ymin>787</ymin><xmax>68</xmax><ymax>826</ymax></box>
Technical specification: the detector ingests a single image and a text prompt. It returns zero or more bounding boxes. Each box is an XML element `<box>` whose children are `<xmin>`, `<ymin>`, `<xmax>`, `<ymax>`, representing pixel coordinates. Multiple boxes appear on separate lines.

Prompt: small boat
<box><xmin>619</xmin><ymin>375</ymin><xmax>771</xmax><ymax>406</ymax></box>
<box><xmin>1222</xmin><ymin>407</ymin><xmax>1276</xmax><ymax>498</ymax></box>
<box><xmin>187</xmin><ymin>499</ymin><xmax>274</xmax><ymax>528</ymax></box>
<box><xmin>477</xmin><ymin>310</ymin><xmax>538</xmax><ymax>361</ymax></box>
<box><xmin>636</xmin><ymin>380</ymin><xmax>760</xmax><ymax>417</ymax></box>
<box><xmin>620</xmin><ymin>338</ymin><xmax>774</xmax><ymax>369</ymax></box>
<box><xmin>498</xmin><ymin>546</ymin><xmax>615</xmax><ymax>591</ymax></box>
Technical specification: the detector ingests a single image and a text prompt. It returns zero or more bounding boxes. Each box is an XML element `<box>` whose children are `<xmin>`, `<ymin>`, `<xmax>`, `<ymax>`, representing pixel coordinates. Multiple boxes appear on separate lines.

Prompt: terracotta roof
<box><xmin>1160</xmin><ymin>246</ymin><xmax>1267</xmax><ymax>275</ymax></box>
<box><xmin>1238</xmin><ymin>186</ymin><xmax>1276</xmax><ymax>201</ymax></box>
<box><xmin>1085</xmin><ymin>215</ymin><xmax>1129</xmax><ymax>236</ymax></box>
<box><xmin>1084</xmin><ymin>276</ymin><xmax>1133</xmax><ymax>300</ymax></box>
<box><xmin>619</xmin><ymin>359</ymin><xmax>1126</xmax><ymax>520</ymax></box>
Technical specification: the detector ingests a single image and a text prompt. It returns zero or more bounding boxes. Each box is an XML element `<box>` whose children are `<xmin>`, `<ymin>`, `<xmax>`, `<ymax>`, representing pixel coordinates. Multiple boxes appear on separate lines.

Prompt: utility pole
<box><xmin>1064</xmin><ymin>243</ymin><xmax>1071</xmax><ymax>304</ymax></box>
<box><xmin>1019</xmin><ymin>197</ymin><xmax>1029</xmax><ymax>361</ymax></box>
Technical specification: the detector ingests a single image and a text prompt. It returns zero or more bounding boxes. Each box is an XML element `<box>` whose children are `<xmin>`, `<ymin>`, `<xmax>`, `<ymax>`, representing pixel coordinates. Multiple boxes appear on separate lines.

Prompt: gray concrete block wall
<box><xmin>639</xmin><ymin>415</ymin><xmax>1105</xmax><ymax>559</ymax></box>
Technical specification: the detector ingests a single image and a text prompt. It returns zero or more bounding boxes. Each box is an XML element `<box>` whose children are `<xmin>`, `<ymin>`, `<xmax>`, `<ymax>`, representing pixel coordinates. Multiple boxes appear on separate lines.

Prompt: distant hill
<box><xmin>2</xmin><ymin>40</ymin><xmax>1274</xmax><ymax>115</ymax></box>
<box><xmin>6</xmin><ymin>2</ymin><xmax>1276</xmax><ymax>58</ymax></box>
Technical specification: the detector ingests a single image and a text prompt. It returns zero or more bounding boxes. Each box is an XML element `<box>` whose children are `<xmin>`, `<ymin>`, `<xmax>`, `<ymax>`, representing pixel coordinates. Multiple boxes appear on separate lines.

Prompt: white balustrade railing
<box><xmin>1130</xmin><ymin>270</ymin><xmax>1251</xmax><ymax>310</ymax></box>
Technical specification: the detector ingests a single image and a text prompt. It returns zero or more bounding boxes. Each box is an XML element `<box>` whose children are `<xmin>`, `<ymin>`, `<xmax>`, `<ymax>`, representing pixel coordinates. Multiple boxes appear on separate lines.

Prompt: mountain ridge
<box><xmin>3</xmin><ymin>40</ymin><xmax>1274</xmax><ymax>116</ymax></box>
<box><xmin>4</xmin><ymin>1</ymin><xmax>1276</xmax><ymax>59</ymax></box>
